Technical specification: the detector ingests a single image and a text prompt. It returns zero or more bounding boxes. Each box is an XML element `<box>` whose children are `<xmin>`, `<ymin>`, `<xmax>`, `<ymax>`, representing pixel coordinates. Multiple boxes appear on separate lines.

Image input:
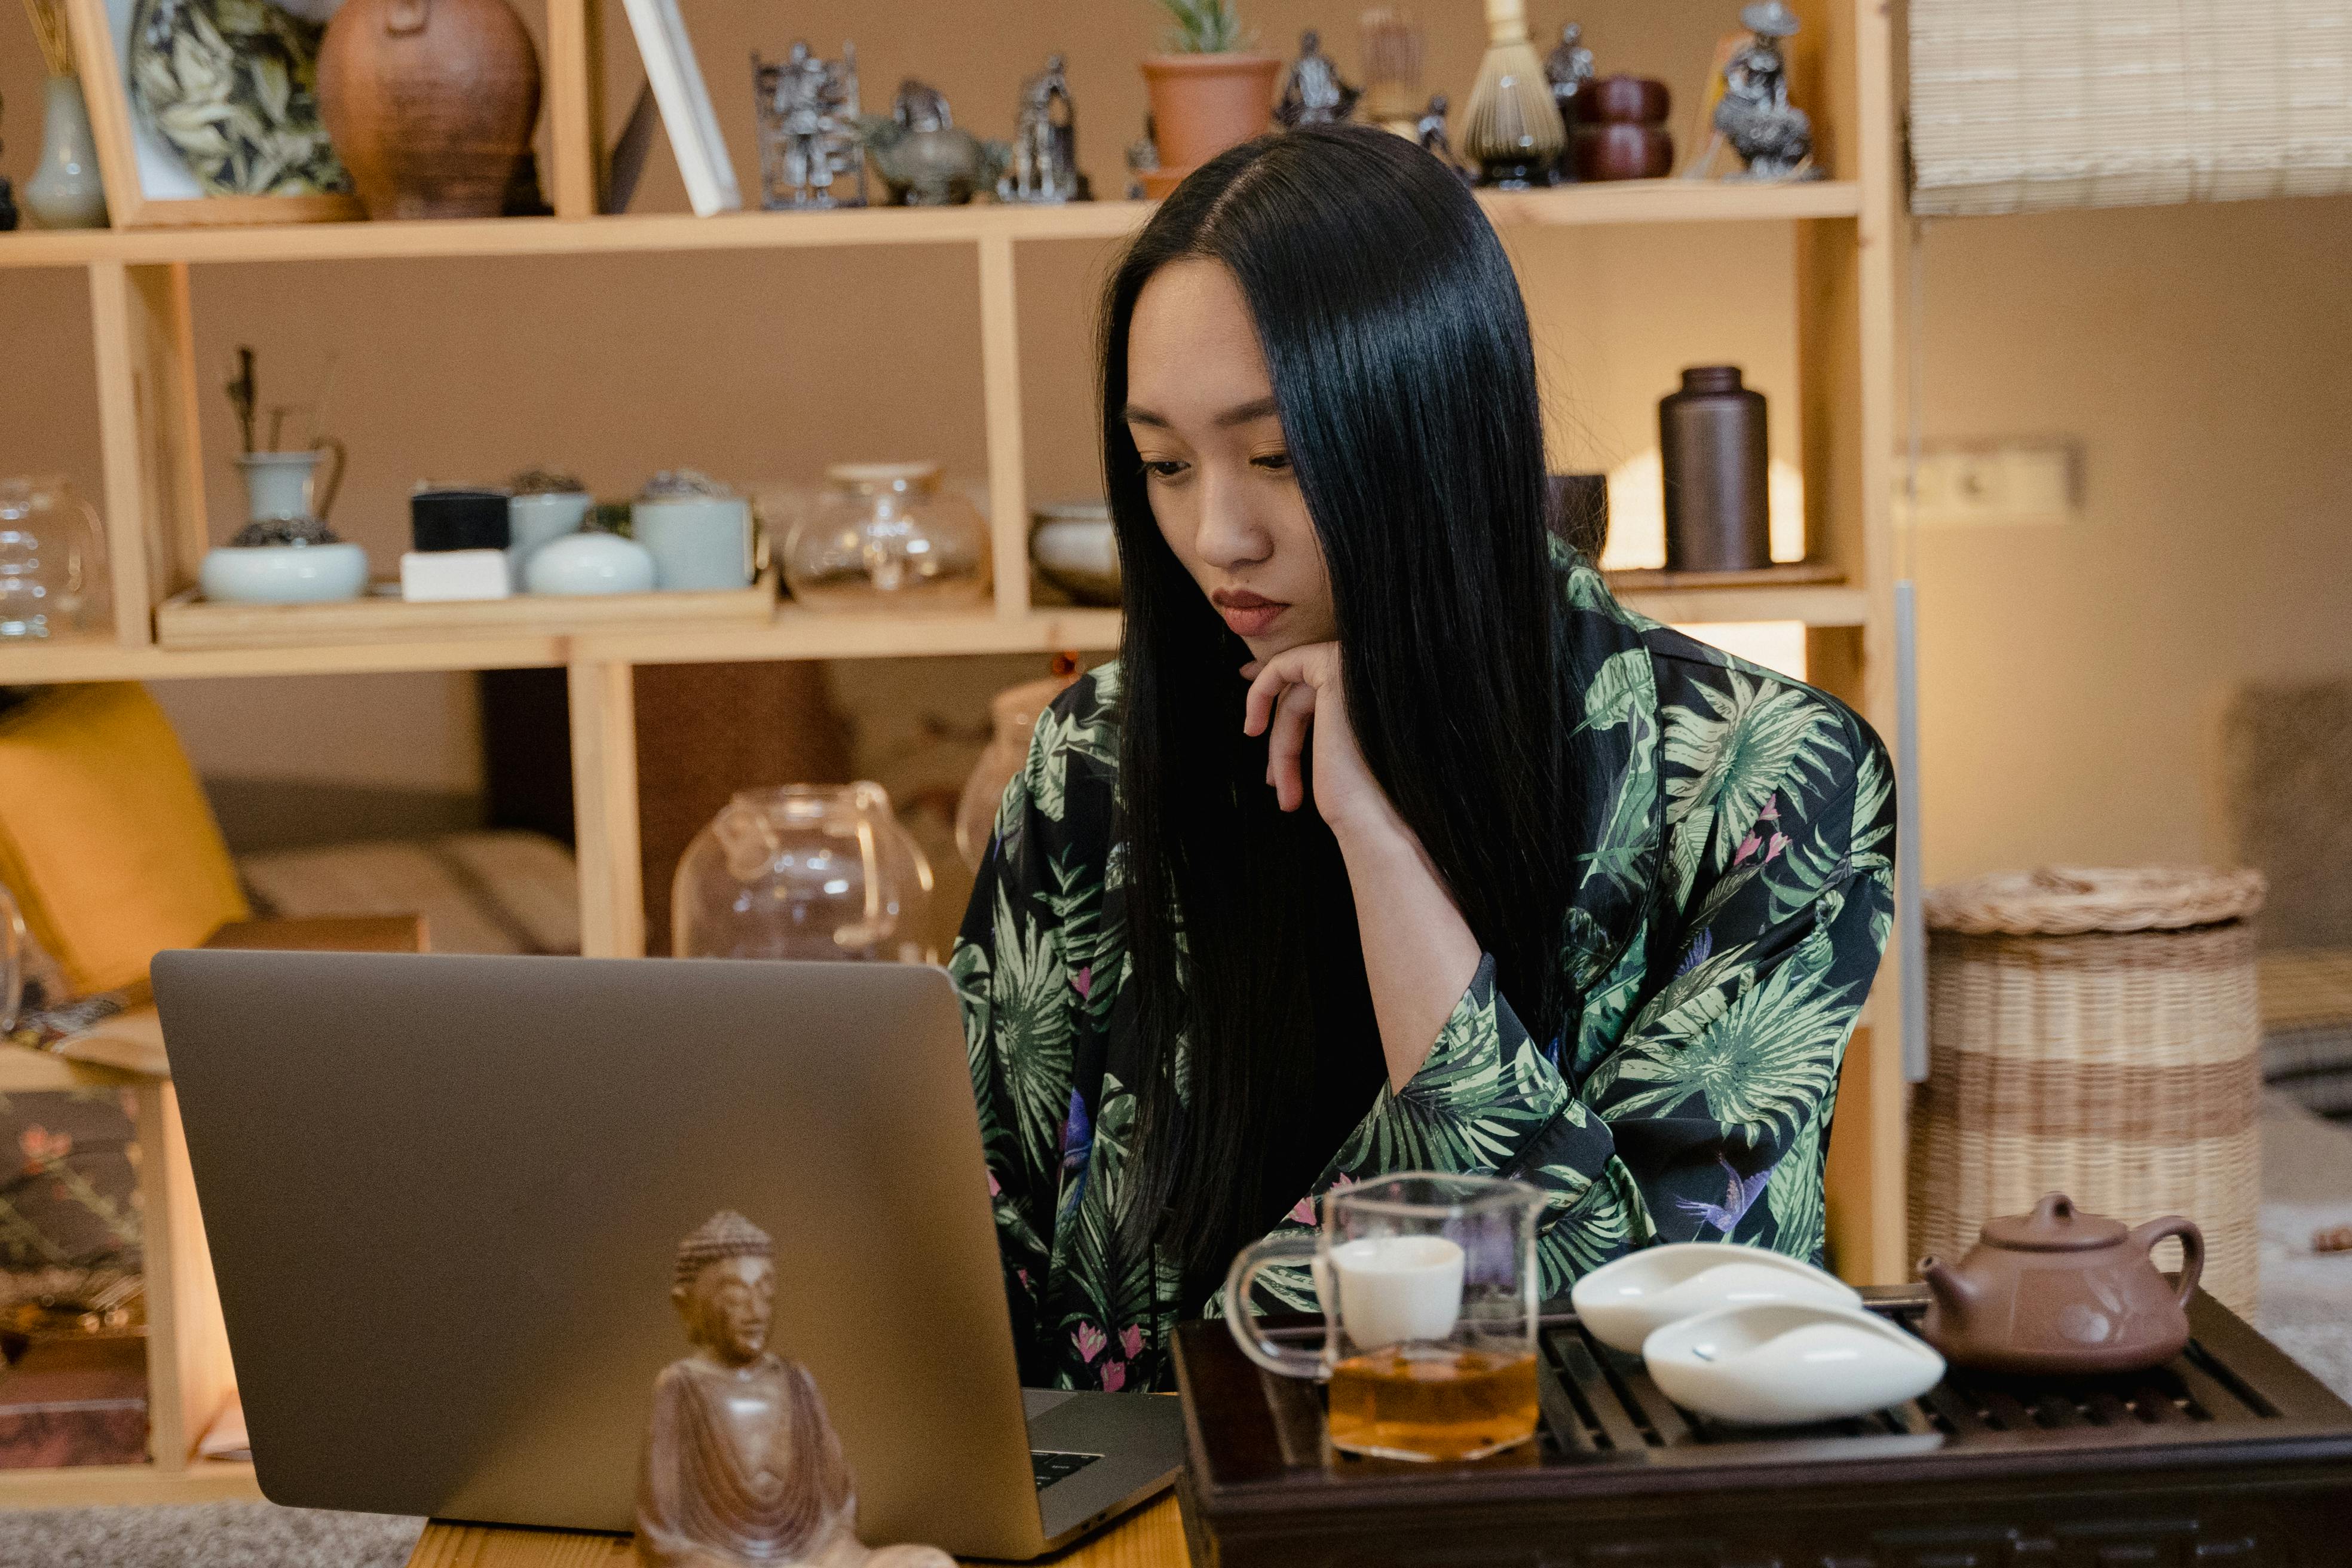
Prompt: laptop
<box><xmin>151</xmin><ymin>950</ymin><xmax>1184</xmax><ymax>1560</ymax></box>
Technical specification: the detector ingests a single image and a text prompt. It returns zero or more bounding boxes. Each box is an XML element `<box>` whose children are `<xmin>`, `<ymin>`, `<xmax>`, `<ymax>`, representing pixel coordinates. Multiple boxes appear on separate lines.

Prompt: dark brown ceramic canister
<box><xmin>318</xmin><ymin>0</ymin><xmax>541</xmax><ymax>219</ymax></box>
<box><xmin>1659</xmin><ymin>365</ymin><xmax>1771</xmax><ymax>573</ymax></box>
<box><xmin>1574</xmin><ymin>76</ymin><xmax>1673</xmax><ymax>181</ymax></box>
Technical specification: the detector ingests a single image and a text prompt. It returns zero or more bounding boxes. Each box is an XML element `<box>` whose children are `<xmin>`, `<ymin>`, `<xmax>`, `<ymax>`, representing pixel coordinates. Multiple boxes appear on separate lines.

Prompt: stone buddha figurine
<box><xmin>636</xmin><ymin>1211</ymin><xmax>951</xmax><ymax>1568</ymax></box>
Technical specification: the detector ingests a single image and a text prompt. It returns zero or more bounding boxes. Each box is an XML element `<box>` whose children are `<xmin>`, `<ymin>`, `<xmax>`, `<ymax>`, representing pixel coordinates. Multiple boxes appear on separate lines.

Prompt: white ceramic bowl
<box><xmin>1030</xmin><ymin>506</ymin><xmax>1119</xmax><ymax>605</ymax></box>
<box><xmin>524</xmin><ymin>532</ymin><xmax>657</xmax><ymax>595</ymax></box>
<box><xmin>199</xmin><ymin>542</ymin><xmax>370</xmax><ymax>604</ymax></box>
<box><xmin>1642</xmin><ymin>1301</ymin><xmax>1946</xmax><ymax>1426</ymax></box>
<box><xmin>1570</xmin><ymin>1242</ymin><xmax>1860</xmax><ymax>1354</ymax></box>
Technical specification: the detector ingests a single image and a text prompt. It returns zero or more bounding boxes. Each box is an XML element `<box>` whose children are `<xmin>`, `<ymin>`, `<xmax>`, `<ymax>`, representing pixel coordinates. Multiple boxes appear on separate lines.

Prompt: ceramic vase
<box><xmin>317</xmin><ymin>0</ymin><xmax>540</xmax><ymax>219</ymax></box>
<box><xmin>24</xmin><ymin>77</ymin><xmax>108</xmax><ymax>229</ymax></box>
<box><xmin>1137</xmin><ymin>54</ymin><xmax>1279</xmax><ymax>196</ymax></box>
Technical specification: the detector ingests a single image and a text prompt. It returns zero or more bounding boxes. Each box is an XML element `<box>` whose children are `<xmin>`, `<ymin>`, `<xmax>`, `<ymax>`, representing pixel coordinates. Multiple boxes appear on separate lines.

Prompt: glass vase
<box><xmin>0</xmin><ymin>476</ymin><xmax>109</xmax><ymax>638</ymax></box>
<box><xmin>782</xmin><ymin>462</ymin><xmax>988</xmax><ymax>610</ymax></box>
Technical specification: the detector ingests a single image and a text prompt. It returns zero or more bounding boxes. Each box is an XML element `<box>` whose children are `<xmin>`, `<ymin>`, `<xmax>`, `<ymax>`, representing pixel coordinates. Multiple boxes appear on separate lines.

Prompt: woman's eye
<box><xmin>1252</xmin><ymin>452</ymin><xmax>1293</xmax><ymax>473</ymax></box>
<box><xmin>1141</xmin><ymin>459</ymin><xmax>1187</xmax><ymax>481</ymax></box>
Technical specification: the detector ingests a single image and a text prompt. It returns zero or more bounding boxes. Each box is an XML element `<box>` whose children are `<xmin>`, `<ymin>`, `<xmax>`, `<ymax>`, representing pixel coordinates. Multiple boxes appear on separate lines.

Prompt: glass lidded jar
<box><xmin>672</xmin><ymin>783</ymin><xmax>936</xmax><ymax>963</ymax></box>
<box><xmin>0</xmin><ymin>476</ymin><xmax>109</xmax><ymax>639</ymax></box>
<box><xmin>782</xmin><ymin>462</ymin><xmax>989</xmax><ymax>610</ymax></box>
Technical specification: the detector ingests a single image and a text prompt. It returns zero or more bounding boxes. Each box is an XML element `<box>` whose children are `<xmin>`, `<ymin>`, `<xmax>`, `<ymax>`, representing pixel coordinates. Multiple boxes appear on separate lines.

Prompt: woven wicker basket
<box><xmin>1908</xmin><ymin>0</ymin><xmax>2352</xmax><ymax>216</ymax></box>
<box><xmin>1910</xmin><ymin>866</ymin><xmax>2267</xmax><ymax>1315</ymax></box>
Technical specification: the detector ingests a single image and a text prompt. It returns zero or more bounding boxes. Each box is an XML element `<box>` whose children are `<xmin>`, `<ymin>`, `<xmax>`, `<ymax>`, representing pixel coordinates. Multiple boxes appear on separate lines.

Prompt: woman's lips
<box><xmin>1212</xmin><ymin>590</ymin><xmax>1285</xmax><ymax>638</ymax></box>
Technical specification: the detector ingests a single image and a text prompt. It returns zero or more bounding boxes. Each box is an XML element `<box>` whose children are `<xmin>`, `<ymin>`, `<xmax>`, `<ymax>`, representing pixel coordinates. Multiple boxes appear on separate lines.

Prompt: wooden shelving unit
<box><xmin>0</xmin><ymin>0</ymin><xmax>1906</xmax><ymax>1505</ymax></box>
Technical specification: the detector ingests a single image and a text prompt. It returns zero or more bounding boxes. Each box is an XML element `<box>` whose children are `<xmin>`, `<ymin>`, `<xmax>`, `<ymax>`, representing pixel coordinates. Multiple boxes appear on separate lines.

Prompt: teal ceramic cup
<box><xmin>633</xmin><ymin>495</ymin><xmax>754</xmax><ymax>590</ymax></box>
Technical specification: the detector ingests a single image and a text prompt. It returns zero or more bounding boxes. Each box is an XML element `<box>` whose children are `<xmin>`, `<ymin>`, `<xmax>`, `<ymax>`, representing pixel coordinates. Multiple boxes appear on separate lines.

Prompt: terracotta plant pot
<box><xmin>318</xmin><ymin>0</ymin><xmax>541</xmax><ymax>219</ymax></box>
<box><xmin>1140</xmin><ymin>54</ymin><xmax>1281</xmax><ymax>189</ymax></box>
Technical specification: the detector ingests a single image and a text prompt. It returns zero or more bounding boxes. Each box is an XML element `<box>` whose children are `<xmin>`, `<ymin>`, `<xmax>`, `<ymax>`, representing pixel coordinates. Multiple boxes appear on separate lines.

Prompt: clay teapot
<box><xmin>1917</xmin><ymin>1193</ymin><xmax>2203</xmax><ymax>1376</ymax></box>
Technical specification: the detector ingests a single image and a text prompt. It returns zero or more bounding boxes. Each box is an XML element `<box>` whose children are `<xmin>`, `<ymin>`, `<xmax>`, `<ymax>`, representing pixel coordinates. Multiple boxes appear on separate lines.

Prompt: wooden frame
<box><xmin>60</xmin><ymin>0</ymin><xmax>364</xmax><ymax>229</ymax></box>
<box><xmin>0</xmin><ymin>0</ymin><xmax>1915</xmax><ymax>1505</ymax></box>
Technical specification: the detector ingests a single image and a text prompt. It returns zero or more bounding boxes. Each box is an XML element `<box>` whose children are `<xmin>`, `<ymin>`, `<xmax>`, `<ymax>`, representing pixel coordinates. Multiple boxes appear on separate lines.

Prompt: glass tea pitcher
<box><xmin>673</xmin><ymin>783</ymin><xmax>936</xmax><ymax>963</ymax></box>
<box><xmin>0</xmin><ymin>476</ymin><xmax>108</xmax><ymax>639</ymax></box>
<box><xmin>781</xmin><ymin>463</ymin><xmax>989</xmax><ymax>610</ymax></box>
<box><xmin>1226</xmin><ymin>1172</ymin><xmax>1546</xmax><ymax>1462</ymax></box>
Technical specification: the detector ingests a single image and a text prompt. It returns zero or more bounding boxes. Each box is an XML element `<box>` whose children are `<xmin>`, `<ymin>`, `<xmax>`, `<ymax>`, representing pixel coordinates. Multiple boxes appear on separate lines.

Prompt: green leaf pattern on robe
<box><xmin>953</xmin><ymin>556</ymin><xmax>1897</xmax><ymax>1392</ymax></box>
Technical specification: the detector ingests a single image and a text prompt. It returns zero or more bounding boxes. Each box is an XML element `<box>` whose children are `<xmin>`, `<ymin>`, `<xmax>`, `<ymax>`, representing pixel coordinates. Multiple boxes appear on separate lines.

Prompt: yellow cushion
<box><xmin>0</xmin><ymin>684</ymin><xmax>248</xmax><ymax>995</ymax></box>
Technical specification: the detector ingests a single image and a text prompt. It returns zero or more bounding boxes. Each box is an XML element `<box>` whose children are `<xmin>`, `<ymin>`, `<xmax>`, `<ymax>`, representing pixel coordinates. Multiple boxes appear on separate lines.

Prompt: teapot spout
<box><xmin>1918</xmin><ymin>1254</ymin><xmax>1982</xmax><ymax>1321</ymax></box>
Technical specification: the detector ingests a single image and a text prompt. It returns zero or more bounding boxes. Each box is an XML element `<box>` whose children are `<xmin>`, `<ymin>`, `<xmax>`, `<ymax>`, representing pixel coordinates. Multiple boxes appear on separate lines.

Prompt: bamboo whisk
<box><xmin>23</xmin><ymin>0</ymin><xmax>75</xmax><ymax>75</ymax></box>
<box><xmin>1460</xmin><ymin>0</ymin><xmax>1563</xmax><ymax>180</ymax></box>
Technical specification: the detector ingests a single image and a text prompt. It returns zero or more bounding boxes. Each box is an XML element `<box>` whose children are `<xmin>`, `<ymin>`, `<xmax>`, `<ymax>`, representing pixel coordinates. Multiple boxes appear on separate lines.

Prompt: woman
<box><xmin>952</xmin><ymin>125</ymin><xmax>1895</xmax><ymax>1395</ymax></box>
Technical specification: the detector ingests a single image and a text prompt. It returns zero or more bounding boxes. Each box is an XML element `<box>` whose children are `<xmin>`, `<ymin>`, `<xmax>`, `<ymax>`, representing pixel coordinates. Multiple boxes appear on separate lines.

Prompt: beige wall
<box><xmin>4</xmin><ymin>1</ymin><xmax>2348</xmax><ymax>889</ymax></box>
<box><xmin>1908</xmin><ymin>195</ymin><xmax>2352</xmax><ymax>884</ymax></box>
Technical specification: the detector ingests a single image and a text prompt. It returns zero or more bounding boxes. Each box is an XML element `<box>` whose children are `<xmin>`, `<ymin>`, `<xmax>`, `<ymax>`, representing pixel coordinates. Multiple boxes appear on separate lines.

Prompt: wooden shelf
<box><xmin>0</xmin><ymin>580</ymin><xmax>1864</xmax><ymax>684</ymax></box>
<box><xmin>0</xmin><ymin>181</ymin><xmax>1861</xmax><ymax>270</ymax></box>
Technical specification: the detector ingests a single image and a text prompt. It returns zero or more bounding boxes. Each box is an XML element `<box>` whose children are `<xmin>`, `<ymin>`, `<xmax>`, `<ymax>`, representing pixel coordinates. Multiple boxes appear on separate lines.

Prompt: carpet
<box><xmin>0</xmin><ymin>1501</ymin><xmax>421</xmax><ymax>1568</ymax></box>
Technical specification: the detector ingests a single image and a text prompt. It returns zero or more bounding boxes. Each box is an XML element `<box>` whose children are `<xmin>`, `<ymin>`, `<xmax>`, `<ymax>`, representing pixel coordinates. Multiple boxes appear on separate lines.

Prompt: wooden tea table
<box><xmin>405</xmin><ymin>1492</ymin><xmax>1186</xmax><ymax>1568</ymax></box>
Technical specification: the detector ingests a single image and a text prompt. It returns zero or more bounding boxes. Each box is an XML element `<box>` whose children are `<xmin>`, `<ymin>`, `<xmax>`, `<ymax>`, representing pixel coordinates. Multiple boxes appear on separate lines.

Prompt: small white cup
<box><xmin>1330</xmin><ymin>1235</ymin><xmax>1465</xmax><ymax>1350</ymax></box>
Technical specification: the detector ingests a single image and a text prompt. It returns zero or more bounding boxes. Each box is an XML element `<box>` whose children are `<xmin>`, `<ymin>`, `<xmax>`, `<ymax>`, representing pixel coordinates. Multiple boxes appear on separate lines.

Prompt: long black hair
<box><xmin>1105</xmin><ymin>125</ymin><xmax>1590</xmax><ymax>1275</ymax></box>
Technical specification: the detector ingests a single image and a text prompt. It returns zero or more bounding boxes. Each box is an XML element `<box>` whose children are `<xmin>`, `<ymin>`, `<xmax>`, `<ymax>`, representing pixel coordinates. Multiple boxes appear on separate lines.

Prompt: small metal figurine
<box><xmin>1713</xmin><ymin>1</ymin><xmax>1814</xmax><ymax>179</ymax></box>
<box><xmin>1544</xmin><ymin>23</ymin><xmax>1597</xmax><ymax>133</ymax></box>
<box><xmin>1275</xmin><ymin>29</ymin><xmax>1361</xmax><ymax>127</ymax></box>
<box><xmin>999</xmin><ymin>53</ymin><xmax>1091</xmax><ymax>203</ymax></box>
<box><xmin>635</xmin><ymin>1212</ymin><xmax>951</xmax><ymax>1568</ymax></box>
<box><xmin>1414</xmin><ymin>93</ymin><xmax>1472</xmax><ymax>182</ymax></box>
<box><xmin>1123</xmin><ymin>114</ymin><xmax>1159</xmax><ymax>200</ymax></box>
<box><xmin>752</xmin><ymin>41</ymin><xmax>867</xmax><ymax>210</ymax></box>
<box><xmin>858</xmin><ymin>79</ymin><xmax>1003</xmax><ymax>205</ymax></box>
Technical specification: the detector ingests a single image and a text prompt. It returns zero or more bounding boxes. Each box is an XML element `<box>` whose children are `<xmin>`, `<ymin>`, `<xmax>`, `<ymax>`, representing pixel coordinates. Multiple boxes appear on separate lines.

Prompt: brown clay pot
<box><xmin>1574</xmin><ymin>75</ymin><xmax>1673</xmax><ymax>182</ymax></box>
<box><xmin>318</xmin><ymin>0</ymin><xmax>541</xmax><ymax>220</ymax></box>
<box><xmin>1140</xmin><ymin>54</ymin><xmax>1281</xmax><ymax>189</ymax></box>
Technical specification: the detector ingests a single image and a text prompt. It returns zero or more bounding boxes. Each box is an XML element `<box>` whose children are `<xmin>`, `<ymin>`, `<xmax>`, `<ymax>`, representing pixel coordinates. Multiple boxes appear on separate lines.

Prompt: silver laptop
<box><xmin>151</xmin><ymin>950</ymin><xmax>1183</xmax><ymax>1560</ymax></box>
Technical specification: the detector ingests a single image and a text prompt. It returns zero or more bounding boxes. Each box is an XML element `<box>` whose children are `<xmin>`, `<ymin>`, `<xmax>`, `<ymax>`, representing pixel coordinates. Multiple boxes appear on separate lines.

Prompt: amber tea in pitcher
<box><xmin>1227</xmin><ymin>1174</ymin><xmax>1545</xmax><ymax>1462</ymax></box>
<box><xmin>1327</xmin><ymin>1344</ymin><xmax>1540</xmax><ymax>1462</ymax></box>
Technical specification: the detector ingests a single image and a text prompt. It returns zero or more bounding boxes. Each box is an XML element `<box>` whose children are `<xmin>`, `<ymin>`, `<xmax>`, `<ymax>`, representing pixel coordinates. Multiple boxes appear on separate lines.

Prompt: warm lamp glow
<box><xmin>1599</xmin><ymin>450</ymin><xmax>1808</xmax><ymax>570</ymax></box>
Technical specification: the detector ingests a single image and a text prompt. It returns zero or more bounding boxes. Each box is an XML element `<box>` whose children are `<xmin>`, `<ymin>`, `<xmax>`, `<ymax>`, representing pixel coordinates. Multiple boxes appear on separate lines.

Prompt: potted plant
<box><xmin>1137</xmin><ymin>0</ymin><xmax>1279</xmax><ymax>198</ymax></box>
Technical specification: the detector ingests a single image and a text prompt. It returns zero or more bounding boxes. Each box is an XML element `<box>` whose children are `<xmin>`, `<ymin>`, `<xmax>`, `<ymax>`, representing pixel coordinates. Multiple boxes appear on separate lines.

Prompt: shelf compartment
<box><xmin>0</xmin><ymin>183</ymin><xmax>1863</xmax><ymax>271</ymax></box>
<box><xmin>152</xmin><ymin>570</ymin><xmax>779</xmax><ymax>651</ymax></box>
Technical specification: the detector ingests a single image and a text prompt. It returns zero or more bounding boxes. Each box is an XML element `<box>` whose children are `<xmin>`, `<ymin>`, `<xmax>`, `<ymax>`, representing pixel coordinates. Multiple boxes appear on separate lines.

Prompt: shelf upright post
<box><xmin>545</xmin><ymin>0</ymin><xmax>607</xmax><ymax>218</ymax></box>
<box><xmin>977</xmin><ymin>231</ymin><xmax>1031</xmax><ymax>618</ymax></box>
<box><xmin>568</xmin><ymin>659</ymin><xmax>647</xmax><ymax>957</ymax></box>
<box><xmin>87</xmin><ymin>260</ymin><xmax>208</xmax><ymax>647</ymax></box>
<box><xmin>132</xmin><ymin>1077</ymin><xmax>235</xmax><ymax>1471</ymax></box>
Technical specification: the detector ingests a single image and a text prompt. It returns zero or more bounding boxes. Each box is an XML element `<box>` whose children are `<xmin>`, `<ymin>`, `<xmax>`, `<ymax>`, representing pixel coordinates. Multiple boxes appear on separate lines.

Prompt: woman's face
<box><xmin>1124</xmin><ymin>258</ymin><xmax>1337</xmax><ymax>657</ymax></box>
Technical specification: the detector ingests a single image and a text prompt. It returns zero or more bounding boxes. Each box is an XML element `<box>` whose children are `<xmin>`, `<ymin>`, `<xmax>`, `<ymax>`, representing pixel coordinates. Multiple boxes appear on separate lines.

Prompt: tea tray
<box><xmin>1171</xmin><ymin>1287</ymin><xmax>2352</xmax><ymax>1567</ymax></box>
<box><xmin>154</xmin><ymin>567</ymin><xmax>778</xmax><ymax>650</ymax></box>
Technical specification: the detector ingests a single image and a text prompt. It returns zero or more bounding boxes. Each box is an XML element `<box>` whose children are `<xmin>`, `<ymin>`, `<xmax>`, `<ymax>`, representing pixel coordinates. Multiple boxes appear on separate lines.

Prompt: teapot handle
<box><xmin>2129</xmin><ymin>1215</ymin><xmax>2204</xmax><ymax>1310</ymax></box>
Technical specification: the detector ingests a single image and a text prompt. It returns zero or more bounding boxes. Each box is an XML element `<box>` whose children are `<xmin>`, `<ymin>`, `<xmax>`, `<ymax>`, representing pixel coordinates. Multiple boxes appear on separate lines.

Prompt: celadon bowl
<box><xmin>1643</xmin><ymin>1301</ymin><xmax>1946</xmax><ymax>1426</ymax></box>
<box><xmin>1570</xmin><ymin>1242</ymin><xmax>1860</xmax><ymax>1354</ymax></box>
<box><xmin>199</xmin><ymin>541</ymin><xmax>370</xmax><ymax>604</ymax></box>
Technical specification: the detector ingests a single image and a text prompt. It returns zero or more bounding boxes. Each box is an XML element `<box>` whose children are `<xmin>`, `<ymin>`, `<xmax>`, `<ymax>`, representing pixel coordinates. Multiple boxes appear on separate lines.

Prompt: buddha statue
<box><xmin>636</xmin><ymin>1211</ymin><xmax>951</xmax><ymax>1568</ymax></box>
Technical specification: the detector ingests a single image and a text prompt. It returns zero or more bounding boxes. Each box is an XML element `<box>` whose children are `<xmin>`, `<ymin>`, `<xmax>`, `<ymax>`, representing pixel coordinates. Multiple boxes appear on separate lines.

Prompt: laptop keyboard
<box><xmin>1030</xmin><ymin>1450</ymin><xmax>1102</xmax><ymax>1490</ymax></box>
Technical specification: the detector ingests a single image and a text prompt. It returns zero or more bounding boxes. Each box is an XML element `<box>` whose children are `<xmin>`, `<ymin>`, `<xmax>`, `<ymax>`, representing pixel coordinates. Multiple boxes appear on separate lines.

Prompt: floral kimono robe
<box><xmin>950</xmin><ymin>552</ymin><xmax>1897</xmax><ymax>1393</ymax></box>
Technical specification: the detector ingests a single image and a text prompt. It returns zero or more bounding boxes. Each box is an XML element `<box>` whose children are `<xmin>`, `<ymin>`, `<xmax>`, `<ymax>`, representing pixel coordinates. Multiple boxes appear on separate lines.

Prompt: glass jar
<box><xmin>0</xmin><ymin>476</ymin><xmax>108</xmax><ymax>639</ymax></box>
<box><xmin>954</xmin><ymin>674</ymin><xmax>1076</xmax><ymax>869</ymax></box>
<box><xmin>673</xmin><ymin>783</ymin><xmax>936</xmax><ymax>962</ymax></box>
<box><xmin>782</xmin><ymin>462</ymin><xmax>988</xmax><ymax>610</ymax></box>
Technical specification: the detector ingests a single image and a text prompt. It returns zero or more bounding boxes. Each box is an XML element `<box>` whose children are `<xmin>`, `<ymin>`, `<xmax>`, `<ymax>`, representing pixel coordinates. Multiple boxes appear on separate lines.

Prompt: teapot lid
<box><xmin>1977</xmin><ymin>1193</ymin><xmax>2127</xmax><ymax>1252</ymax></box>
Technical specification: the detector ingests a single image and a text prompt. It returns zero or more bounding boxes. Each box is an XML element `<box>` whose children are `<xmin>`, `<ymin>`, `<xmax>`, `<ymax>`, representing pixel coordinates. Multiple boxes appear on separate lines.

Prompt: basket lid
<box><xmin>1924</xmin><ymin>865</ymin><xmax>2264</xmax><ymax>936</ymax></box>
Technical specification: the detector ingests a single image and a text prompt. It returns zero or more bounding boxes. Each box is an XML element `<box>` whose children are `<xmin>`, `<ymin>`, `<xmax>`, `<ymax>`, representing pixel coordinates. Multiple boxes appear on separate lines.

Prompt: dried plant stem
<box><xmin>23</xmin><ymin>0</ymin><xmax>75</xmax><ymax>76</ymax></box>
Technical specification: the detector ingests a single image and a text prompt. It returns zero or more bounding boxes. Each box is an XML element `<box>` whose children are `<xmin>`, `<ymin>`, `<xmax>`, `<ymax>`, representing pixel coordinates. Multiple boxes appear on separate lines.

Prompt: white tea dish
<box><xmin>1643</xmin><ymin>1302</ymin><xmax>1946</xmax><ymax>1426</ymax></box>
<box><xmin>1570</xmin><ymin>1242</ymin><xmax>1860</xmax><ymax>1354</ymax></box>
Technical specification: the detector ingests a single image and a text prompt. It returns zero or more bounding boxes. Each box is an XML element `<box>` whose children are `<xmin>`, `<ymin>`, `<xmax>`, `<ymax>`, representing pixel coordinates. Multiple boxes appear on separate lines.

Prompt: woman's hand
<box><xmin>1241</xmin><ymin>643</ymin><xmax>1401</xmax><ymax>844</ymax></box>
